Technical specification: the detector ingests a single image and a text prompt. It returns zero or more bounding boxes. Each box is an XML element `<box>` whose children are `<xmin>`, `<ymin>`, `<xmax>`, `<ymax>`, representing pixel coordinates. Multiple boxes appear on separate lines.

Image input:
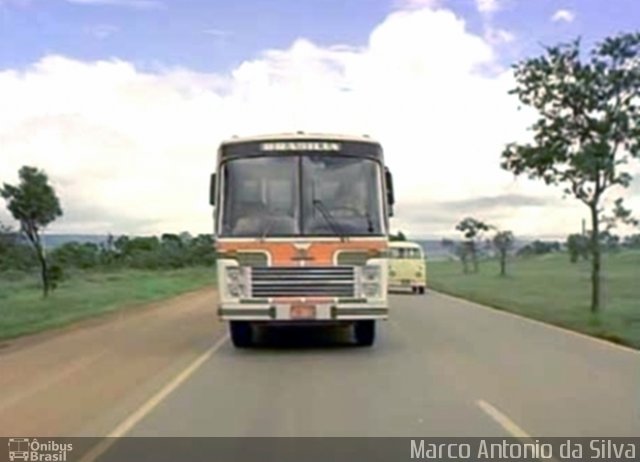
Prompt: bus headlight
<box><xmin>361</xmin><ymin>264</ymin><xmax>382</xmax><ymax>298</ymax></box>
<box><xmin>226</xmin><ymin>266</ymin><xmax>241</xmax><ymax>282</ymax></box>
<box><xmin>362</xmin><ymin>282</ymin><xmax>381</xmax><ymax>298</ymax></box>
<box><xmin>225</xmin><ymin>267</ymin><xmax>247</xmax><ymax>298</ymax></box>
<box><xmin>362</xmin><ymin>265</ymin><xmax>381</xmax><ymax>282</ymax></box>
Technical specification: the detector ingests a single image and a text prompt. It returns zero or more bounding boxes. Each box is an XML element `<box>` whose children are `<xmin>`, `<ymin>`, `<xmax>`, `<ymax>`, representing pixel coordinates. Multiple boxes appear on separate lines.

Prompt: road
<box><xmin>0</xmin><ymin>288</ymin><xmax>638</xmax><ymax>439</ymax></box>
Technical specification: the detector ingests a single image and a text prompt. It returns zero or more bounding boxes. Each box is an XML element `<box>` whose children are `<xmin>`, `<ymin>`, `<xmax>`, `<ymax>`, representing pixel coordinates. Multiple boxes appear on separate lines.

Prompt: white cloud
<box><xmin>396</xmin><ymin>0</ymin><xmax>442</xmax><ymax>9</ymax></box>
<box><xmin>551</xmin><ymin>9</ymin><xmax>575</xmax><ymax>23</ymax></box>
<box><xmin>2</xmin><ymin>7</ymin><xmax>630</xmax><ymax>238</ymax></box>
<box><xmin>484</xmin><ymin>27</ymin><xmax>515</xmax><ymax>45</ymax></box>
<box><xmin>475</xmin><ymin>0</ymin><xmax>500</xmax><ymax>14</ymax></box>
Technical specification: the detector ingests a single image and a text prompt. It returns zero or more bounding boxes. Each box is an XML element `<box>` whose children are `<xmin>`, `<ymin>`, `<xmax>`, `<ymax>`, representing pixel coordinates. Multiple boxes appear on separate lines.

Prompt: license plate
<box><xmin>291</xmin><ymin>305</ymin><xmax>316</xmax><ymax>320</ymax></box>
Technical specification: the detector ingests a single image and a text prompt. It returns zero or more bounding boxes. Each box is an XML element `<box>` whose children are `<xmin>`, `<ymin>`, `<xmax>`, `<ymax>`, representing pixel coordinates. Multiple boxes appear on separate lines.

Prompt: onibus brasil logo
<box><xmin>8</xmin><ymin>438</ymin><xmax>73</xmax><ymax>462</ymax></box>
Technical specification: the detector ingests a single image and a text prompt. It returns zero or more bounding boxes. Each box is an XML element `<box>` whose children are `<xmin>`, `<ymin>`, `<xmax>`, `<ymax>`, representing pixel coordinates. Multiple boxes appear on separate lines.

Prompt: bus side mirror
<box><xmin>209</xmin><ymin>173</ymin><xmax>216</xmax><ymax>206</ymax></box>
<box><xmin>385</xmin><ymin>168</ymin><xmax>395</xmax><ymax>217</ymax></box>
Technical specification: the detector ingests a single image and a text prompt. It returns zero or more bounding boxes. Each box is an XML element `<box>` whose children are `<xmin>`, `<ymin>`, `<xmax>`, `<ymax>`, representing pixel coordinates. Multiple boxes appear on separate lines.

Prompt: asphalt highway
<box><xmin>0</xmin><ymin>289</ymin><xmax>637</xmax><ymax>439</ymax></box>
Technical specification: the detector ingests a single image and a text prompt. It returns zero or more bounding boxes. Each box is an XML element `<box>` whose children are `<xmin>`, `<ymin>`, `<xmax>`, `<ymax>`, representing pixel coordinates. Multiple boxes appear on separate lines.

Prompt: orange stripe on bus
<box><xmin>217</xmin><ymin>240</ymin><xmax>386</xmax><ymax>265</ymax></box>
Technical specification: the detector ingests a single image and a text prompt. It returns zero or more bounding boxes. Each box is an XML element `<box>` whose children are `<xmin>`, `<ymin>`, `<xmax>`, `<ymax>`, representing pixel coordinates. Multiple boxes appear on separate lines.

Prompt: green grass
<box><xmin>0</xmin><ymin>267</ymin><xmax>216</xmax><ymax>340</ymax></box>
<box><xmin>428</xmin><ymin>251</ymin><xmax>640</xmax><ymax>349</ymax></box>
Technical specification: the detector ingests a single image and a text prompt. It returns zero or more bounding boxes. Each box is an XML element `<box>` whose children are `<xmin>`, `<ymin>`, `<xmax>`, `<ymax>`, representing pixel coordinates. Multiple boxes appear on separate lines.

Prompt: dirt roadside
<box><xmin>0</xmin><ymin>287</ymin><xmax>223</xmax><ymax>437</ymax></box>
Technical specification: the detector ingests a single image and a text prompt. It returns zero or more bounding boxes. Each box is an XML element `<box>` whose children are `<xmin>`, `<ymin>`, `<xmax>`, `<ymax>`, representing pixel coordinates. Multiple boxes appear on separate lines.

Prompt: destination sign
<box><xmin>260</xmin><ymin>142</ymin><xmax>341</xmax><ymax>152</ymax></box>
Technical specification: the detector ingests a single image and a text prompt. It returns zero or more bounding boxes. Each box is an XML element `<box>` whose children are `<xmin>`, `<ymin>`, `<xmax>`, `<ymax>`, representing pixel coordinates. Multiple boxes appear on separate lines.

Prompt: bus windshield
<box><xmin>220</xmin><ymin>155</ymin><xmax>384</xmax><ymax>237</ymax></box>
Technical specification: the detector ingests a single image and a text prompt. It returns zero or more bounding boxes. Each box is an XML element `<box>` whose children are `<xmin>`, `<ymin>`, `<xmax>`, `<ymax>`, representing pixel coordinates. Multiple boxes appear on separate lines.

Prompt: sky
<box><xmin>0</xmin><ymin>0</ymin><xmax>639</xmax><ymax>239</ymax></box>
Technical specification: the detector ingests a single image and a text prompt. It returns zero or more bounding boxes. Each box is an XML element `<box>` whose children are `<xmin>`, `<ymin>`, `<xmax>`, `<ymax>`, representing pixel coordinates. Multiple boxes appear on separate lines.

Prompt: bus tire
<box><xmin>230</xmin><ymin>321</ymin><xmax>253</xmax><ymax>348</ymax></box>
<box><xmin>354</xmin><ymin>320</ymin><xmax>375</xmax><ymax>346</ymax></box>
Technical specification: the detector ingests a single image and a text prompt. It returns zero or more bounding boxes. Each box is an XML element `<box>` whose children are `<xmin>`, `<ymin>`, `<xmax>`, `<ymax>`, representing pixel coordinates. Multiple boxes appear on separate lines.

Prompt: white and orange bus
<box><xmin>209</xmin><ymin>133</ymin><xmax>395</xmax><ymax>347</ymax></box>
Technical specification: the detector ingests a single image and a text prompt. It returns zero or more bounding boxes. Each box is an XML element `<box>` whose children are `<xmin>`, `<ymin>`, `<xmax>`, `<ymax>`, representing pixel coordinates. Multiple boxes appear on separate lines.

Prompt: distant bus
<box><xmin>209</xmin><ymin>132</ymin><xmax>395</xmax><ymax>347</ymax></box>
<box><xmin>388</xmin><ymin>241</ymin><xmax>426</xmax><ymax>294</ymax></box>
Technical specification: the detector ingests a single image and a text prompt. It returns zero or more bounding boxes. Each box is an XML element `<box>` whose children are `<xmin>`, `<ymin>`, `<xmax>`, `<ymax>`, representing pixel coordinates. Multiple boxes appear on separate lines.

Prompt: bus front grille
<box><xmin>251</xmin><ymin>266</ymin><xmax>355</xmax><ymax>298</ymax></box>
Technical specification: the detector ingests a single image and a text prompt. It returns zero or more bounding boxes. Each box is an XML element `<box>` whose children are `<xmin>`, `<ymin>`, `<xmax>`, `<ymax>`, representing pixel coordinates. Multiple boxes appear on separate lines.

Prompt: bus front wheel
<box><xmin>354</xmin><ymin>320</ymin><xmax>375</xmax><ymax>346</ymax></box>
<box><xmin>230</xmin><ymin>321</ymin><xmax>254</xmax><ymax>348</ymax></box>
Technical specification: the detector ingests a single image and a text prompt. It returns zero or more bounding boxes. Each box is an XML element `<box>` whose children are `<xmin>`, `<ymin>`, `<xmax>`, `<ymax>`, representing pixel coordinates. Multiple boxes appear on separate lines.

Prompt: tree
<box><xmin>623</xmin><ymin>233</ymin><xmax>640</xmax><ymax>249</ymax></box>
<box><xmin>493</xmin><ymin>230</ymin><xmax>514</xmax><ymax>276</ymax></box>
<box><xmin>501</xmin><ymin>32</ymin><xmax>640</xmax><ymax>313</ymax></box>
<box><xmin>51</xmin><ymin>242</ymin><xmax>99</xmax><ymax>269</ymax></box>
<box><xmin>99</xmin><ymin>233</ymin><xmax>117</xmax><ymax>266</ymax></box>
<box><xmin>187</xmin><ymin>234</ymin><xmax>216</xmax><ymax>266</ymax></box>
<box><xmin>455</xmin><ymin>217</ymin><xmax>490</xmax><ymax>273</ymax></box>
<box><xmin>441</xmin><ymin>238</ymin><xmax>454</xmax><ymax>249</ymax></box>
<box><xmin>0</xmin><ymin>222</ymin><xmax>37</xmax><ymax>271</ymax></box>
<box><xmin>1</xmin><ymin>166</ymin><xmax>63</xmax><ymax>296</ymax></box>
<box><xmin>389</xmin><ymin>230</ymin><xmax>407</xmax><ymax>242</ymax></box>
<box><xmin>517</xmin><ymin>240</ymin><xmax>561</xmax><ymax>257</ymax></box>
<box><xmin>566</xmin><ymin>233</ymin><xmax>590</xmax><ymax>263</ymax></box>
<box><xmin>0</xmin><ymin>221</ymin><xmax>14</xmax><ymax>254</ymax></box>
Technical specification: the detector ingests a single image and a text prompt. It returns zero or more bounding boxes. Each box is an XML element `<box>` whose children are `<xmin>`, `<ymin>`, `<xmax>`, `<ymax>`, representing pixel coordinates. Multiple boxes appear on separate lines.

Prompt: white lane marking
<box><xmin>79</xmin><ymin>334</ymin><xmax>228</xmax><ymax>462</ymax></box>
<box><xmin>435</xmin><ymin>291</ymin><xmax>639</xmax><ymax>355</ymax></box>
<box><xmin>477</xmin><ymin>400</ymin><xmax>560</xmax><ymax>462</ymax></box>
<box><xmin>476</xmin><ymin>399</ymin><xmax>529</xmax><ymax>438</ymax></box>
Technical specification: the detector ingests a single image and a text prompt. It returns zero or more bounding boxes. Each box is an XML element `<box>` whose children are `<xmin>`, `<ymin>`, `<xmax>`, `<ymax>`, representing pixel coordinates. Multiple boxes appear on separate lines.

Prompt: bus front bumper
<box><xmin>218</xmin><ymin>302</ymin><xmax>388</xmax><ymax>322</ymax></box>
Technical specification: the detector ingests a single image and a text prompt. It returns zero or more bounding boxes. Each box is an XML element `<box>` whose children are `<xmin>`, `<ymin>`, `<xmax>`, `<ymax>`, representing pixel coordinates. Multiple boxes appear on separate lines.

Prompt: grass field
<box><xmin>427</xmin><ymin>250</ymin><xmax>640</xmax><ymax>349</ymax></box>
<box><xmin>0</xmin><ymin>267</ymin><xmax>216</xmax><ymax>340</ymax></box>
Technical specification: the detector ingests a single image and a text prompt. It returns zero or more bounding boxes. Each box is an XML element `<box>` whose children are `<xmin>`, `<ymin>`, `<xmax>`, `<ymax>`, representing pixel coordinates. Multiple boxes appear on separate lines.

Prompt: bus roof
<box><xmin>388</xmin><ymin>241</ymin><xmax>423</xmax><ymax>249</ymax></box>
<box><xmin>219</xmin><ymin>132</ymin><xmax>380</xmax><ymax>147</ymax></box>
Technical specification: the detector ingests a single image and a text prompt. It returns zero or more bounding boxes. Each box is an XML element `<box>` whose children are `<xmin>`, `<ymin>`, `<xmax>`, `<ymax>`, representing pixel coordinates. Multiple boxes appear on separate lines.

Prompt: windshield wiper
<box><xmin>260</xmin><ymin>216</ymin><xmax>274</xmax><ymax>242</ymax></box>
<box><xmin>364</xmin><ymin>212</ymin><xmax>374</xmax><ymax>233</ymax></box>
<box><xmin>312</xmin><ymin>199</ymin><xmax>347</xmax><ymax>241</ymax></box>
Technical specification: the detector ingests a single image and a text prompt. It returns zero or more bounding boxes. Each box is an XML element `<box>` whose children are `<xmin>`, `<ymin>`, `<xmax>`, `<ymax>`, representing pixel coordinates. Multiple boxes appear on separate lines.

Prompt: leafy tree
<box><xmin>106</xmin><ymin>233</ymin><xmax>215</xmax><ymax>269</ymax></box>
<box><xmin>623</xmin><ymin>233</ymin><xmax>640</xmax><ymax>248</ymax></box>
<box><xmin>441</xmin><ymin>238</ymin><xmax>454</xmax><ymax>248</ymax></box>
<box><xmin>48</xmin><ymin>263</ymin><xmax>64</xmax><ymax>290</ymax></box>
<box><xmin>1</xmin><ymin>166</ymin><xmax>62</xmax><ymax>296</ymax></box>
<box><xmin>0</xmin><ymin>221</ymin><xmax>14</xmax><ymax>254</ymax></box>
<box><xmin>0</xmin><ymin>224</ymin><xmax>36</xmax><ymax>271</ymax></box>
<box><xmin>161</xmin><ymin>233</ymin><xmax>183</xmax><ymax>248</ymax></box>
<box><xmin>517</xmin><ymin>240</ymin><xmax>561</xmax><ymax>257</ymax></box>
<box><xmin>114</xmin><ymin>235</ymin><xmax>130</xmax><ymax>254</ymax></box>
<box><xmin>599</xmin><ymin>230</ymin><xmax>620</xmax><ymax>252</ymax></box>
<box><xmin>566</xmin><ymin>233</ymin><xmax>590</xmax><ymax>263</ymax></box>
<box><xmin>99</xmin><ymin>233</ymin><xmax>117</xmax><ymax>266</ymax></box>
<box><xmin>602</xmin><ymin>198</ymin><xmax>639</xmax><ymax>246</ymax></box>
<box><xmin>187</xmin><ymin>234</ymin><xmax>216</xmax><ymax>266</ymax></box>
<box><xmin>51</xmin><ymin>242</ymin><xmax>100</xmax><ymax>269</ymax></box>
<box><xmin>492</xmin><ymin>230</ymin><xmax>514</xmax><ymax>276</ymax></box>
<box><xmin>455</xmin><ymin>217</ymin><xmax>490</xmax><ymax>273</ymax></box>
<box><xmin>501</xmin><ymin>33</ymin><xmax>640</xmax><ymax>313</ymax></box>
<box><xmin>159</xmin><ymin>233</ymin><xmax>186</xmax><ymax>268</ymax></box>
<box><xmin>389</xmin><ymin>230</ymin><xmax>407</xmax><ymax>242</ymax></box>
